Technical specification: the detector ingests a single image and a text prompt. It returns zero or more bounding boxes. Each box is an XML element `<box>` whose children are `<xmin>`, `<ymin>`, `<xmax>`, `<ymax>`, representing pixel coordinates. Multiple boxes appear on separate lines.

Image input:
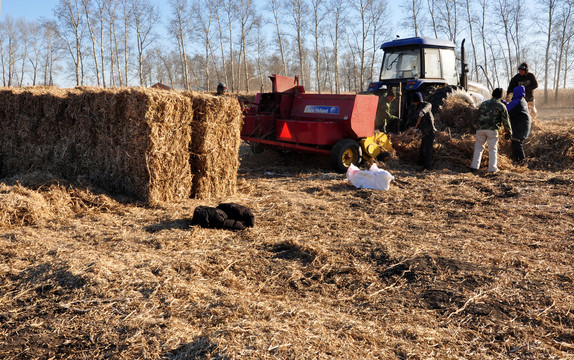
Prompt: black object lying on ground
<box><xmin>191</xmin><ymin>203</ymin><xmax>255</xmax><ymax>230</ymax></box>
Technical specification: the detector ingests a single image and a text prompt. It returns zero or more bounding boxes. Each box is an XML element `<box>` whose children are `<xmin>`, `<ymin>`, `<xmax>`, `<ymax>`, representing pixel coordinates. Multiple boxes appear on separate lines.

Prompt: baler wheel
<box><xmin>331</xmin><ymin>139</ymin><xmax>362</xmax><ymax>173</ymax></box>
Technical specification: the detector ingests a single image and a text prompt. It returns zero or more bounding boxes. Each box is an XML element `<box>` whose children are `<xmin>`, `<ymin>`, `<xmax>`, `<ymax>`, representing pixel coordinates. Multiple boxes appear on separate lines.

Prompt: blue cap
<box><xmin>413</xmin><ymin>92</ymin><xmax>423</xmax><ymax>102</ymax></box>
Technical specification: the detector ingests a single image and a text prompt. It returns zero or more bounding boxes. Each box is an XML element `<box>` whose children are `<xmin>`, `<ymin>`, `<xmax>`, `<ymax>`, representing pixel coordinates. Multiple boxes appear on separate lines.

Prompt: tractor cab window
<box><xmin>441</xmin><ymin>49</ymin><xmax>458</xmax><ymax>84</ymax></box>
<box><xmin>424</xmin><ymin>49</ymin><xmax>441</xmax><ymax>78</ymax></box>
<box><xmin>380</xmin><ymin>49</ymin><xmax>420</xmax><ymax>80</ymax></box>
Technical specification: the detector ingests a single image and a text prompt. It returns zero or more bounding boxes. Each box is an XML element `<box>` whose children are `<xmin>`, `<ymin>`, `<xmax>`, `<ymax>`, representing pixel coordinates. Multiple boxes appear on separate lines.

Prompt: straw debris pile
<box><xmin>0</xmin><ymin>172</ymin><xmax>121</xmax><ymax>229</ymax></box>
<box><xmin>527</xmin><ymin>125</ymin><xmax>574</xmax><ymax>170</ymax></box>
<box><xmin>391</xmin><ymin>98</ymin><xmax>572</xmax><ymax>171</ymax></box>
<box><xmin>0</xmin><ymin>87</ymin><xmax>243</xmax><ymax>204</ymax></box>
<box><xmin>436</xmin><ymin>97</ymin><xmax>478</xmax><ymax>134</ymax></box>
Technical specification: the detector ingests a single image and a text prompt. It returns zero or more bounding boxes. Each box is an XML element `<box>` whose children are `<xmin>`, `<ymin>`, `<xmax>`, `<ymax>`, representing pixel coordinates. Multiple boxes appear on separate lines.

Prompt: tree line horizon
<box><xmin>0</xmin><ymin>0</ymin><xmax>572</xmax><ymax>104</ymax></box>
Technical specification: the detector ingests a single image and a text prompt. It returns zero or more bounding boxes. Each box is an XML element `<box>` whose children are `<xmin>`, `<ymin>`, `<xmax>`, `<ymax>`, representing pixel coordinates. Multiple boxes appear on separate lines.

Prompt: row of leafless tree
<box><xmin>0</xmin><ymin>0</ymin><xmax>572</xmax><ymax>103</ymax></box>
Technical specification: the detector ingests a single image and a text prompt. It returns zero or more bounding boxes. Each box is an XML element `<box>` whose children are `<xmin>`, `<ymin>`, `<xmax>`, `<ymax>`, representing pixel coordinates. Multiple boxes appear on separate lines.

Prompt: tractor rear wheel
<box><xmin>330</xmin><ymin>139</ymin><xmax>362</xmax><ymax>173</ymax></box>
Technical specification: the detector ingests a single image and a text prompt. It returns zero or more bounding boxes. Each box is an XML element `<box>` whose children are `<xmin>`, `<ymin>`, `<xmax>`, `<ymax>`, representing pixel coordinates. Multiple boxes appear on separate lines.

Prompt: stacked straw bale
<box><xmin>183</xmin><ymin>92</ymin><xmax>243</xmax><ymax>199</ymax></box>
<box><xmin>0</xmin><ymin>87</ymin><xmax>243</xmax><ymax>204</ymax></box>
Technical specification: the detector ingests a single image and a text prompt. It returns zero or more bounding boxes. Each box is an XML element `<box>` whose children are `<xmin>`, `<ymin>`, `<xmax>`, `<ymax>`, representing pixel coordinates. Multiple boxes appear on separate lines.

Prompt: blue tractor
<box><xmin>367</xmin><ymin>37</ymin><xmax>490</xmax><ymax>129</ymax></box>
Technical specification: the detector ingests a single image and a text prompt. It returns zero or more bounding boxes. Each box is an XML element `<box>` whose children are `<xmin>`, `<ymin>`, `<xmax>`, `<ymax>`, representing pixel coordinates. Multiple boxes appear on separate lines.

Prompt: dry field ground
<box><xmin>0</xmin><ymin>104</ymin><xmax>573</xmax><ymax>359</ymax></box>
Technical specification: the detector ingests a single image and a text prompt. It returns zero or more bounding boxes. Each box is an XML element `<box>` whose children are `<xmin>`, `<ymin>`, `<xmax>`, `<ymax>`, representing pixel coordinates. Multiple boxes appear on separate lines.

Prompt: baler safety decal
<box><xmin>303</xmin><ymin>105</ymin><xmax>340</xmax><ymax>114</ymax></box>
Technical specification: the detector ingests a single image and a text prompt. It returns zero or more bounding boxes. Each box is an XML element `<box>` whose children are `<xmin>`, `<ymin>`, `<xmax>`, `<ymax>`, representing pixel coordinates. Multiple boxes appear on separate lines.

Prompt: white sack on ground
<box><xmin>346</xmin><ymin>163</ymin><xmax>394</xmax><ymax>190</ymax></box>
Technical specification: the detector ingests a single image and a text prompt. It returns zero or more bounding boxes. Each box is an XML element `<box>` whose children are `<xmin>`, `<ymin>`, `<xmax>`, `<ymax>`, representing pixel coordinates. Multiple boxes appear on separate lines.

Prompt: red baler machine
<box><xmin>241</xmin><ymin>75</ymin><xmax>391</xmax><ymax>172</ymax></box>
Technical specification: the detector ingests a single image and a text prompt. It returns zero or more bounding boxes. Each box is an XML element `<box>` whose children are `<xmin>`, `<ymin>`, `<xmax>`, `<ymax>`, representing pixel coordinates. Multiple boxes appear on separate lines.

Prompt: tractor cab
<box><xmin>367</xmin><ymin>37</ymin><xmax>489</xmax><ymax>120</ymax></box>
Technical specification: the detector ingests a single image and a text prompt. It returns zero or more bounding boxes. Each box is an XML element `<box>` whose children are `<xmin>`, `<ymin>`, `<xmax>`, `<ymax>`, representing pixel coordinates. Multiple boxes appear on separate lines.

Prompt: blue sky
<box><xmin>1</xmin><ymin>0</ymin><xmax>59</xmax><ymax>20</ymax></box>
<box><xmin>0</xmin><ymin>0</ymin><xmax>164</xmax><ymax>21</ymax></box>
<box><xmin>0</xmin><ymin>0</ymin><xmax>404</xmax><ymax>36</ymax></box>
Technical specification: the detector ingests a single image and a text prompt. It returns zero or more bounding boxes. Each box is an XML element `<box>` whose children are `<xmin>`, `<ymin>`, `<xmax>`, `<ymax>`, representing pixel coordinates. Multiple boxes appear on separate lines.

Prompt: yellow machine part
<box><xmin>360</xmin><ymin>131</ymin><xmax>393</xmax><ymax>160</ymax></box>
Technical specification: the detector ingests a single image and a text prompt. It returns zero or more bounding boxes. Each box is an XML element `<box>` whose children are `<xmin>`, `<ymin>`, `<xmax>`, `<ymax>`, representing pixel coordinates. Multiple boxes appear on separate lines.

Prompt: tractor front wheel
<box><xmin>330</xmin><ymin>139</ymin><xmax>362</xmax><ymax>173</ymax></box>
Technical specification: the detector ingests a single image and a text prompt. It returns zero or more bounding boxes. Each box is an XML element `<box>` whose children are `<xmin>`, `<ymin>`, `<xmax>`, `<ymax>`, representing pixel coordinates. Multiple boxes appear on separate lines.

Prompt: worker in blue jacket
<box><xmin>506</xmin><ymin>85</ymin><xmax>532</xmax><ymax>163</ymax></box>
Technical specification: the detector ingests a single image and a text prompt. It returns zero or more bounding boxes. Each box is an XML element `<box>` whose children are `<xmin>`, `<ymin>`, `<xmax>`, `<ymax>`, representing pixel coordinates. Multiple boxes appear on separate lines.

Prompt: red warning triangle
<box><xmin>279</xmin><ymin>123</ymin><xmax>292</xmax><ymax>139</ymax></box>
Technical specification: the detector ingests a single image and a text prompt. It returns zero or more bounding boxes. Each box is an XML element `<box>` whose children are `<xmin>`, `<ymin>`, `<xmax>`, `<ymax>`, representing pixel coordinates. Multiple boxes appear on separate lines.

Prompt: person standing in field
<box><xmin>506</xmin><ymin>85</ymin><xmax>532</xmax><ymax>164</ymax></box>
<box><xmin>470</xmin><ymin>88</ymin><xmax>512</xmax><ymax>173</ymax></box>
<box><xmin>375</xmin><ymin>88</ymin><xmax>399</xmax><ymax>133</ymax></box>
<box><xmin>405</xmin><ymin>92</ymin><xmax>436</xmax><ymax>171</ymax></box>
<box><xmin>507</xmin><ymin>62</ymin><xmax>538</xmax><ymax>120</ymax></box>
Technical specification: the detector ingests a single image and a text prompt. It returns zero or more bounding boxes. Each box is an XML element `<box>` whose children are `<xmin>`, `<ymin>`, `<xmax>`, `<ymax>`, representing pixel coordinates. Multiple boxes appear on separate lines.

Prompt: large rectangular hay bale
<box><xmin>0</xmin><ymin>87</ymin><xmax>195</xmax><ymax>205</ymax></box>
<box><xmin>184</xmin><ymin>92</ymin><xmax>243</xmax><ymax>199</ymax></box>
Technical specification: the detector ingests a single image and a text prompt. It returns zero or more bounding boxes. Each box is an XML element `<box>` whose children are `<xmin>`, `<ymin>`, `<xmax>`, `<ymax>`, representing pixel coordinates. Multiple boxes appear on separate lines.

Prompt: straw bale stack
<box><xmin>0</xmin><ymin>87</ymin><xmax>197</xmax><ymax>204</ymax></box>
<box><xmin>183</xmin><ymin>92</ymin><xmax>243</xmax><ymax>199</ymax></box>
<box><xmin>0</xmin><ymin>87</ymin><xmax>243</xmax><ymax>204</ymax></box>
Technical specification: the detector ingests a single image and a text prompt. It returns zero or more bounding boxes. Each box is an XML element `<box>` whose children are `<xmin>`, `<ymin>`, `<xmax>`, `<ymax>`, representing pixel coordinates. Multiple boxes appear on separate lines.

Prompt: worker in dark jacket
<box><xmin>470</xmin><ymin>88</ymin><xmax>512</xmax><ymax>173</ymax></box>
<box><xmin>507</xmin><ymin>62</ymin><xmax>538</xmax><ymax>120</ymax></box>
<box><xmin>375</xmin><ymin>88</ymin><xmax>399</xmax><ymax>133</ymax></box>
<box><xmin>216</xmin><ymin>82</ymin><xmax>228</xmax><ymax>95</ymax></box>
<box><xmin>506</xmin><ymin>85</ymin><xmax>532</xmax><ymax>163</ymax></box>
<box><xmin>405</xmin><ymin>92</ymin><xmax>436</xmax><ymax>171</ymax></box>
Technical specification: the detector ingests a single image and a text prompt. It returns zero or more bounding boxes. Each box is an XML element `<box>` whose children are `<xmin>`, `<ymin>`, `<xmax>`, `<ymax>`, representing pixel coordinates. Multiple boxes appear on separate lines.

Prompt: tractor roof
<box><xmin>380</xmin><ymin>37</ymin><xmax>455</xmax><ymax>50</ymax></box>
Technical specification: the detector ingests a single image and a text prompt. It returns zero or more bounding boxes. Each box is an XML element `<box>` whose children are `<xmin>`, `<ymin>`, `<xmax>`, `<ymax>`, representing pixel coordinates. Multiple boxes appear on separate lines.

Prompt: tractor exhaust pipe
<box><xmin>460</xmin><ymin>39</ymin><xmax>468</xmax><ymax>91</ymax></box>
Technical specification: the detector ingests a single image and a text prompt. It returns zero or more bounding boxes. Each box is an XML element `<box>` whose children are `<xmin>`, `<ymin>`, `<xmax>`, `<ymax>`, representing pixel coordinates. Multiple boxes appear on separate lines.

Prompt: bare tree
<box><xmin>130</xmin><ymin>0</ymin><xmax>159</xmax><ymax>86</ymax></box>
<box><xmin>214</xmin><ymin>2</ymin><xmax>229</xmax><ymax>87</ymax></box>
<box><xmin>119</xmin><ymin>0</ymin><xmax>132</xmax><ymax>86</ymax></box>
<box><xmin>427</xmin><ymin>0</ymin><xmax>439</xmax><ymax>37</ymax></box>
<box><xmin>93</xmin><ymin>0</ymin><xmax>108</xmax><ymax>87</ymax></box>
<box><xmin>54</xmin><ymin>0</ymin><xmax>85</xmax><ymax>86</ymax></box>
<box><xmin>221</xmin><ymin>0</ymin><xmax>237</xmax><ymax>92</ymax></box>
<box><xmin>488</xmin><ymin>39</ymin><xmax>503</xmax><ymax>87</ymax></box>
<box><xmin>310</xmin><ymin>0</ymin><xmax>324</xmax><ymax>92</ymax></box>
<box><xmin>351</xmin><ymin>0</ymin><xmax>382</xmax><ymax>90</ymax></box>
<box><xmin>0</xmin><ymin>17</ymin><xmax>19</xmax><ymax>86</ymax></box>
<box><xmin>236</xmin><ymin>0</ymin><xmax>259</xmax><ymax>92</ymax></box>
<box><xmin>192</xmin><ymin>0</ymin><xmax>217</xmax><ymax>91</ymax></box>
<box><xmin>553</xmin><ymin>0</ymin><xmax>573</xmax><ymax>101</ymax></box>
<box><xmin>254</xmin><ymin>21</ymin><xmax>266</xmax><ymax>91</ymax></box>
<box><xmin>154</xmin><ymin>48</ymin><xmax>177</xmax><ymax>86</ymax></box>
<box><xmin>105</xmin><ymin>0</ymin><xmax>121</xmax><ymax>86</ymax></box>
<box><xmin>0</xmin><ymin>22</ymin><xmax>6</xmax><ymax>86</ymax></box>
<box><xmin>514</xmin><ymin>2</ymin><xmax>525</xmax><ymax>63</ymax></box>
<box><xmin>478</xmin><ymin>0</ymin><xmax>490</xmax><ymax>87</ymax></box>
<box><xmin>401</xmin><ymin>0</ymin><xmax>424</xmax><ymax>37</ymax></box>
<box><xmin>344</xmin><ymin>34</ymin><xmax>359</xmax><ymax>91</ymax></box>
<box><xmin>168</xmin><ymin>0</ymin><xmax>191</xmax><ymax>89</ymax></box>
<box><xmin>17</xmin><ymin>19</ymin><xmax>28</xmax><ymax>86</ymax></box>
<box><xmin>81</xmin><ymin>0</ymin><xmax>101</xmax><ymax>86</ymax></box>
<box><xmin>40</xmin><ymin>20</ymin><xmax>61</xmax><ymax>86</ymax></box>
<box><xmin>494</xmin><ymin>0</ymin><xmax>515</xmax><ymax>78</ymax></box>
<box><xmin>437</xmin><ymin>0</ymin><xmax>459</xmax><ymax>43</ymax></box>
<box><xmin>367</xmin><ymin>0</ymin><xmax>390</xmax><ymax>85</ymax></box>
<box><xmin>564</xmin><ymin>35</ymin><xmax>572</xmax><ymax>88</ymax></box>
<box><xmin>288</xmin><ymin>0</ymin><xmax>308</xmax><ymax>86</ymax></box>
<box><xmin>463</xmin><ymin>0</ymin><xmax>479</xmax><ymax>81</ymax></box>
<box><xmin>539</xmin><ymin>0</ymin><xmax>559</xmax><ymax>103</ymax></box>
<box><xmin>26</xmin><ymin>21</ymin><xmax>42</xmax><ymax>85</ymax></box>
<box><xmin>328</xmin><ymin>0</ymin><xmax>346</xmax><ymax>93</ymax></box>
<box><xmin>267</xmin><ymin>0</ymin><xmax>288</xmax><ymax>76</ymax></box>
